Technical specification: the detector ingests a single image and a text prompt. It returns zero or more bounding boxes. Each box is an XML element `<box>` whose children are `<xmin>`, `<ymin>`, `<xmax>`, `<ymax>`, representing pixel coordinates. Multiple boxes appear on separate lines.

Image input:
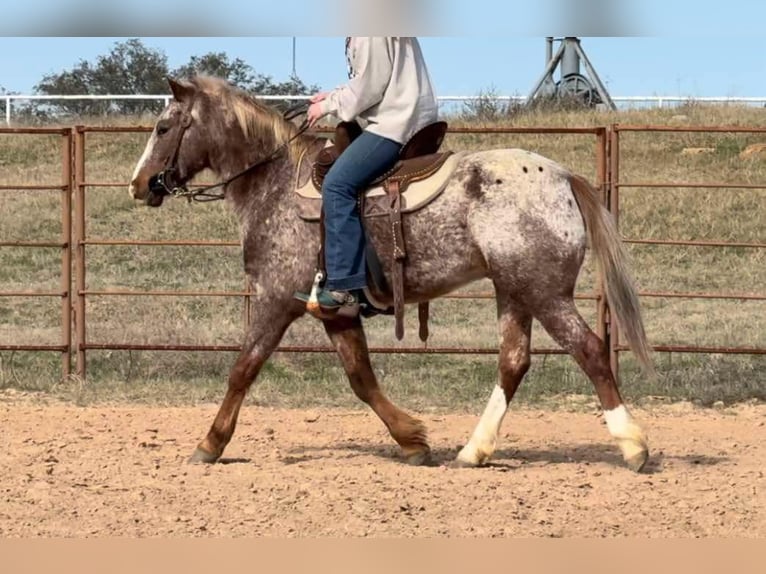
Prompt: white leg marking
<box><xmin>604</xmin><ymin>405</ymin><xmax>633</xmax><ymax>437</ymax></box>
<box><xmin>456</xmin><ymin>385</ymin><xmax>508</xmax><ymax>466</ymax></box>
<box><xmin>604</xmin><ymin>405</ymin><xmax>649</xmax><ymax>465</ymax></box>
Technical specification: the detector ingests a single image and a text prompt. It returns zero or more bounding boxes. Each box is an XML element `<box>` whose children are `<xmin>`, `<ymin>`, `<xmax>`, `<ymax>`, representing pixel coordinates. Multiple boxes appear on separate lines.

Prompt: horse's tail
<box><xmin>568</xmin><ymin>174</ymin><xmax>655</xmax><ymax>376</ymax></box>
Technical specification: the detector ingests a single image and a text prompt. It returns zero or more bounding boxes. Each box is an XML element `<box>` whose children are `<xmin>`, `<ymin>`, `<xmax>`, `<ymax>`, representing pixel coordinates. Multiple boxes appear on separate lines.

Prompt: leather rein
<box><xmin>148</xmin><ymin>100</ymin><xmax>311</xmax><ymax>203</ymax></box>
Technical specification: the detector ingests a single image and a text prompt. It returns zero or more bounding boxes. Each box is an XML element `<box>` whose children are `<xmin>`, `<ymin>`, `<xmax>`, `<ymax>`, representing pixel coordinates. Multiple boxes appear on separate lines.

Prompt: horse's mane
<box><xmin>191</xmin><ymin>75</ymin><xmax>304</xmax><ymax>160</ymax></box>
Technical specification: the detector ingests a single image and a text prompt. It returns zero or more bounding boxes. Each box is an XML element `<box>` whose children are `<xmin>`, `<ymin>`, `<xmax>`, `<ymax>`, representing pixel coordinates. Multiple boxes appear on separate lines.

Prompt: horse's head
<box><xmin>129</xmin><ymin>78</ymin><xmax>210</xmax><ymax>207</ymax></box>
<box><xmin>130</xmin><ymin>75</ymin><xmax>307</xmax><ymax>208</ymax></box>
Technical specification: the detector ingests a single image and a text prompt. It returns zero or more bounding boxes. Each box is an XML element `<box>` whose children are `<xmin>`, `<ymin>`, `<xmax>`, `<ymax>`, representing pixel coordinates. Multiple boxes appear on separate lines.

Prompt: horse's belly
<box><xmin>364</xmin><ymin>181</ymin><xmax>486</xmax><ymax>301</ymax></box>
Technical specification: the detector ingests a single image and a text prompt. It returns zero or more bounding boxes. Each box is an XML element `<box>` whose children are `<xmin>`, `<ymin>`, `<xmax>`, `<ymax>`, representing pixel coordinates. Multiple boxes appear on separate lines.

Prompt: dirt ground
<box><xmin>0</xmin><ymin>393</ymin><xmax>763</xmax><ymax>538</ymax></box>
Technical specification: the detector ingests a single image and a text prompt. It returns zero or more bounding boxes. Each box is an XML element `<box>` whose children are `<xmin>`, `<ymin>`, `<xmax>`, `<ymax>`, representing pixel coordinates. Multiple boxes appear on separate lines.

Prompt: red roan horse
<box><xmin>129</xmin><ymin>77</ymin><xmax>653</xmax><ymax>471</ymax></box>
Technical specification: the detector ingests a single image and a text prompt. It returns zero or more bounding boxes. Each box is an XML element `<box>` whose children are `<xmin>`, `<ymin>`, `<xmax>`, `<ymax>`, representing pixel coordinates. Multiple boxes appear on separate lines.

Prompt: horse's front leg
<box><xmin>189</xmin><ymin>303</ymin><xmax>301</xmax><ymax>463</ymax></box>
<box><xmin>323</xmin><ymin>316</ymin><xmax>431</xmax><ymax>465</ymax></box>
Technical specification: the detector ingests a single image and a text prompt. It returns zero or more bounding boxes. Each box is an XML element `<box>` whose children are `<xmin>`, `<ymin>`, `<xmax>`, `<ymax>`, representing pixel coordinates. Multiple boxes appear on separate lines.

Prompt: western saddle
<box><xmin>301</xmin><ymin>120</ymin><xmax>453</xmax><ymax>341</ymax></box>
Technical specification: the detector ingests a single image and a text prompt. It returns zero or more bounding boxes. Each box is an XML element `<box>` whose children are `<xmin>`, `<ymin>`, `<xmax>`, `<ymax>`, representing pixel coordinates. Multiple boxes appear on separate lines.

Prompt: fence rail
<box><xmin>0</xmin><ymin>123</ymin><xmax>763</xmax><ymax>383</ymax></box>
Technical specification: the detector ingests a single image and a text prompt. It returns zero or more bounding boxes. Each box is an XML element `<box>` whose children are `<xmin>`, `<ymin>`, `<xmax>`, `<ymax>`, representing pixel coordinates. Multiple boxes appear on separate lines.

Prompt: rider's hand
<box><xmin>307</xmin><ymin>102</ymin><xmax>326</xmax><ymax>127</ymax></box>
<box><xmin>310</xmin><ymin>92</ymin><xmax>328</xmax><ymax>103</ymax></box>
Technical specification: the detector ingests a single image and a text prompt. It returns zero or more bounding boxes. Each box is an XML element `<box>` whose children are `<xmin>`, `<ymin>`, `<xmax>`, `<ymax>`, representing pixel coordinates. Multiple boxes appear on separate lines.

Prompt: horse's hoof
<box><xmin>625</xmin><ymin>451</ymin><xmax>649</xmax><ymax>473</ymax></box>
<box><xmin>448</xmin><ymin>457</ymin><xmax>480</xmax><ymax>469</ymax></box>
<box><xmin>404</xmin><ymin>450</ymin><xmax>432</xmax><ymax>466</ymax></box>
<box><xmin>188</xmin><ymin>448</ymin><xmax>219</xmax><ymax>464</ymax></box>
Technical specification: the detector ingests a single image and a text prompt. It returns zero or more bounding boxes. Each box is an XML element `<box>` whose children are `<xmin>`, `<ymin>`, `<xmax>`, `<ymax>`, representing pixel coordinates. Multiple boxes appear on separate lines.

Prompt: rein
<box><xmin>148</xmin><ymin>100</ymin><xmax>311</xmax><ymax>203</ymax></box>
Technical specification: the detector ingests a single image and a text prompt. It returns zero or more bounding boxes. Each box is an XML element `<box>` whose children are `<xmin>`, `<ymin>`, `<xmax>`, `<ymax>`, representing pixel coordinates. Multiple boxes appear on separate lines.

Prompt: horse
<box><xmin>129</xmin><ymin>76</ymin><xmax>653</xmax><ymax>472</ymax></box>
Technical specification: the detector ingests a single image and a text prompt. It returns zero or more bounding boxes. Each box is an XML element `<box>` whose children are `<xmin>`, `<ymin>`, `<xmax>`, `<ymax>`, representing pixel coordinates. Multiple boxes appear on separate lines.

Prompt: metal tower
<box><xmin>527</xmin><ymin>37</ymin><xmax>616</xmax><ymax>110</ymax></box>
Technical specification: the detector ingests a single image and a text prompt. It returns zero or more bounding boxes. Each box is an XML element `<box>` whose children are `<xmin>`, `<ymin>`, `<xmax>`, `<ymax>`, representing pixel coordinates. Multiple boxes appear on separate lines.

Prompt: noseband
<box><xmin>147</xmin><ymin>102</ymin><xmax>194</xmax><ymax>199</ymax></box>
<box><xmin>147</xmin><ymin>99</ymin><xmax>310</xmax><ymax>203</ymax></box>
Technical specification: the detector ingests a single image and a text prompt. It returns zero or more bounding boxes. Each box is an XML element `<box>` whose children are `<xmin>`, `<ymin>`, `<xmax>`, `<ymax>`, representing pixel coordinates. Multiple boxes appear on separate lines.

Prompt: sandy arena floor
<box><xmin>1</xmin><ymin>395</ymin><xmax>763</xmax><ymax>537</ymax></box>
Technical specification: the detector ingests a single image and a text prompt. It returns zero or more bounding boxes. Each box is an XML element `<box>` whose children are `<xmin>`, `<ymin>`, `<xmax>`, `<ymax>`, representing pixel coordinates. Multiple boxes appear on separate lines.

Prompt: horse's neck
<box><xmin>228</xmin><ymin>139</ymin><xmax>313</xmax><ymax>216</ymax></box>
<box><xmin>213</xmin><ymin>134</ymin><xmax>276</xmax><ymax>179</ymax></box>
<box><xmin>219</xmin><ymin>128</ymin><xmax>320</xmax><ymax>216</ymax></box>
<box><xmin>226</xmin><ymin>156</ymin><xmax>289</xmax><ymax>209</ymax></box>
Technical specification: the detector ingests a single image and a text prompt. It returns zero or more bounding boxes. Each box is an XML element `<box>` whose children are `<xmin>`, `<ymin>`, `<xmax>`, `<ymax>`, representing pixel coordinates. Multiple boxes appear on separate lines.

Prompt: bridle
<box><xmin>147</xmin><ymin>99</ymin><xmax>311</xmax><ymax>203</ymax></box>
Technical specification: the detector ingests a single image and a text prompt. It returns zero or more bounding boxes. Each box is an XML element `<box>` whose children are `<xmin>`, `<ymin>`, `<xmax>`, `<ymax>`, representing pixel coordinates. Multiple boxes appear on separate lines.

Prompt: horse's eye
<box><xmin>157</xmin><ymin>122</ymin><xmax>171</xmax><ymax>136</ymax></box>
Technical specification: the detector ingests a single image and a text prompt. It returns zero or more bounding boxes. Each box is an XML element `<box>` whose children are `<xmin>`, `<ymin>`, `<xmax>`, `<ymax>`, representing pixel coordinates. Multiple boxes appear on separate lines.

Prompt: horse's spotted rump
<box><xmin>462</xmin><ymin>163</ymin><xmax>492</xmax><ymax>200</ymax></box>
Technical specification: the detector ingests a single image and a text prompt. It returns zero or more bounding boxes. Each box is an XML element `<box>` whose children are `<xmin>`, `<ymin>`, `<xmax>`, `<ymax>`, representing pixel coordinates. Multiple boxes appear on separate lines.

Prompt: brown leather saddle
<box><xmin>312</xmin><ymin>121</ymin><xmax>452</xmax><ymax>196</ymax></box>
<box><xmin>308</xmin><ymin>120</ymin><xmax>452</xmax><ymax>341</ymax></box>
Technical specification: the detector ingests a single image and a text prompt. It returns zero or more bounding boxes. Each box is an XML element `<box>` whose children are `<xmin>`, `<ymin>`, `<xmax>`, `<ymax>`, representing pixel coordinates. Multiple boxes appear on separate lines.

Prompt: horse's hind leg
<box><xmin>323</xmin><ymin>316</ymin><xmax>430</xmax><ymax>465</ymax></box>
<box><xmin>535</xmin><ymin>297</ymin><xmax>649</xmax><ymax>472</ymax></box>
<box><xmin>455</xmin><ymin>299</ymin><xmax>532</xmax><ymax>467</ymax></box>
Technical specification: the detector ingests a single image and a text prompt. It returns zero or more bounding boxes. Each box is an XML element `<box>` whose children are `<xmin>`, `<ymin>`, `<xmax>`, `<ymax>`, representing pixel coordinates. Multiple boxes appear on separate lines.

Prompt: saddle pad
<box><xmin>295</xmin><ymin>151</ymin><xmax>465</xmax><ymax>222</ymax></box>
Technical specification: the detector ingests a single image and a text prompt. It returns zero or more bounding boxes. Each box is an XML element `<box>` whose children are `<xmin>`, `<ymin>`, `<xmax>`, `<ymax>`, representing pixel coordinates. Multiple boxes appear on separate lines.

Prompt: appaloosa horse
<box><xmin>129</xmin><ymin>76</ymin><xmax>653</xmax><ymax>471</ymax></box>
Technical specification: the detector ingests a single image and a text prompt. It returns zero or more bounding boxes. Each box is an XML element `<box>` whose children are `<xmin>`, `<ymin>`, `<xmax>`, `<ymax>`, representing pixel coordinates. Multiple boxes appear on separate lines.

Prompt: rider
<box><xmin>294</xmin><ymin>37</ymin><xmax>439</xmax><ymax>314</ymax></box>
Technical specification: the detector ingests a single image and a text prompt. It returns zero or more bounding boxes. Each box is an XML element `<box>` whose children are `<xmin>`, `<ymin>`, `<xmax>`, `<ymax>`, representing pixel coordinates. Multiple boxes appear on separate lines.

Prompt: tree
<box><xmin>0</xmin><ymin>86</ymin><xmax>9</xmax><ymax>119</ymax></box>
<box><xmin>0</xmin><ymin>86</ymin><xmax>36</xmax><ymax>125</ymax></box>
<box><xmin>32</xmin><ymin>39</ymin><xmax>318</xmax><ymax>119</ymax></box>
<box><xmin>171</xmin><ymin>52</ymin><xmax>318</xmax><ymax>111</ymax></box>
<box><xmin>34</xmin><ymin>63</ymin><xmax>98</xmax><ymax>116</ymax></box>
<box><xmin>249</xmin><ymin>72</ymin><xmax>319</xmax><ymax>112</ymax></box>
<box><xmin>90</xmin><ymin>38</ymin><xmax>169</xmax><ymax>110</ymax></box>
<box><xmin>171</xmin><ymin>52</ymin><xmax>257</xmax><ymax>89</ymax></box>
<box><xmin>35</xmin><ymin>39</ymin><xmax>169</xmax><ymax>116</ymax></box>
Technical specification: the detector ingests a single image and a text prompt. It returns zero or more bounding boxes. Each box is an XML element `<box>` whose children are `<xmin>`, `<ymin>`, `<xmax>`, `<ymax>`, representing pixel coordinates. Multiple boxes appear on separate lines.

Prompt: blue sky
<box><xmin>1</xmin><ymin>36</ymin><xmax>766</xmax><ymax>99</ymax></box>
<box><xmin>1</xmin><ymin>0</ymin><xmax>766</xmax><ymax>98</ymax></box>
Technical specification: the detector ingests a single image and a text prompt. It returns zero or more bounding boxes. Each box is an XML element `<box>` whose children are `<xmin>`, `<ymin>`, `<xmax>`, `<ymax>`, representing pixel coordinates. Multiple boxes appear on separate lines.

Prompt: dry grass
<box><xmin>0</xmin><ymin>104</ymin><xmax>764</xmax><ymax>410</ymax></box>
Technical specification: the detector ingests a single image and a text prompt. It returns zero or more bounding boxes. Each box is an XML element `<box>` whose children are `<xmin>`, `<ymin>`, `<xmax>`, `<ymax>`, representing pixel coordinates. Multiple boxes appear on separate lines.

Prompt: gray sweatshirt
<box><xmin>319</xmin><ymin>37</ymin><xmax>439</xmax><ymax>145</ymax></box>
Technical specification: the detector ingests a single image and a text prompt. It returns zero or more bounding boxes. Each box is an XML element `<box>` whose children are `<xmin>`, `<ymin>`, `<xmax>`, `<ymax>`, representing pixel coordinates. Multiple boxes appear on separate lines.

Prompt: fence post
<box><xmin>60</xmin><ymin>129</ymin><xmax>73</xmax><ymax>379</ymax></box>
<box><xmin>73</xmin><ymin>126</ymin><xmax>87</xmax><ymax>379</ymax></box>
<box><xmin>595</xmin><ymin>127</ymin><xmax>609</xmax><ymax>344</ymax></box>
<box><xmin>607</xmin><ymin>125</ymin><xmax>621</xmax><ymax>381</ymax></box>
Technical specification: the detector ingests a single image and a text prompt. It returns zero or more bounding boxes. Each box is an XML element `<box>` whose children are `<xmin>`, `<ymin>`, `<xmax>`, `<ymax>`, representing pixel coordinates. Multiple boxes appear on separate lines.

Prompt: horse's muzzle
<box><xmin>146</xmin><ymin>170</ymin><xmax>177</xmax><ymax>207</ymax></box>
<box><xmin>144</xmin><ymin>190</ymin><xmax>166</xmax><ymax>207</ymax></box>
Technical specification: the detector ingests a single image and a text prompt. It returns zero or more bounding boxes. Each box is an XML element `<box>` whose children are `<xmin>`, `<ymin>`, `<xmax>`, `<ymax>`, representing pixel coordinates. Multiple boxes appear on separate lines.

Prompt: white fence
<box><xmin>4</xmin><ymin>94</ymin><xmax>766</xmax><ymax>125</ymax></box>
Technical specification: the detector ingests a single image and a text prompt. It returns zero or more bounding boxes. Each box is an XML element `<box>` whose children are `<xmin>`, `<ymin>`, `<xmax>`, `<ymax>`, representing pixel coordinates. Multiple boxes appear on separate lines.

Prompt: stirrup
<box><xmin>306</xmin><ymin>270</ymin><xmax>325</xmax><ymax>317</ymax></box>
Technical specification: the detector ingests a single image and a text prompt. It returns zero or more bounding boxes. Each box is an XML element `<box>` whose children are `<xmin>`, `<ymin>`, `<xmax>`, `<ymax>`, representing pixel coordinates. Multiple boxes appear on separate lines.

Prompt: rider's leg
<box><xmin>296</xmin><ymin>131</ymin><xmax>401</xmax><ymax>311</ymax></box>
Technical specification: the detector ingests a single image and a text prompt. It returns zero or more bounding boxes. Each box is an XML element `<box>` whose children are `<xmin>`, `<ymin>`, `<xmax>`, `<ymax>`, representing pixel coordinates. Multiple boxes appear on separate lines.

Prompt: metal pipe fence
<box><xmin>0</xmin><ymin>123</ymin><xmax>762</xmax><ymax>385</ymax></box>
<box><xmin>70</xmin><ymin>125</ymin><xmax>606</xmax><ymax>378</ymax></box>
<box><xmin>0</xmin><ymin>128</ymin><xmax>72</xmax><ymax>378</ymax></box>
<box><xmin>607</xmin><ymin>123</ymin><xmax>766</xmax><ymax>380</ymax></box>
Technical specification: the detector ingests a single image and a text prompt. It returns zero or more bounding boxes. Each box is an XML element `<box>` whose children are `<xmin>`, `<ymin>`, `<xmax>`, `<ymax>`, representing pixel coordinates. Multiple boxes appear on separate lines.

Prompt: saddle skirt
<box><xmin>294</xmin><ymin>146</ymin><xmax>464</xmax><ymax>222</ymax></box>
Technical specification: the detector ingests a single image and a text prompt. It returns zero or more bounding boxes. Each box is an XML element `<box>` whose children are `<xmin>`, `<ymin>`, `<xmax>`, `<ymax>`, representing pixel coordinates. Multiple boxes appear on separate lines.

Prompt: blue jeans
<box><xmin>322</xmin><ymin>131</ymin><xmax>401</xmax><ymax>291</ymax></box>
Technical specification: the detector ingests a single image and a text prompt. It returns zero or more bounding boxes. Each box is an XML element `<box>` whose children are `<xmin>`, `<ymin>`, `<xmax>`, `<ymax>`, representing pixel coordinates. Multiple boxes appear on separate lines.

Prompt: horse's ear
<box><xmin>167</xmin><ymin>77</ymin><xmax>195</xmax><ymax>103</ymax></box>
